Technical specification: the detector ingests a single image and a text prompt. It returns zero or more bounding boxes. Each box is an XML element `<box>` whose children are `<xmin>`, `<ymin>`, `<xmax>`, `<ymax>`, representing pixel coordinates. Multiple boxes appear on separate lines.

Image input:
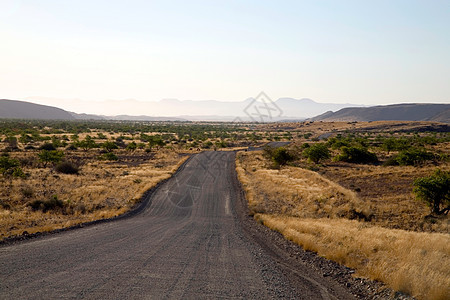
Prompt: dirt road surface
<box><xmin>0</xmin><ymin>151</ymin><xmax>355</xmax><ymax>299</ymax></box>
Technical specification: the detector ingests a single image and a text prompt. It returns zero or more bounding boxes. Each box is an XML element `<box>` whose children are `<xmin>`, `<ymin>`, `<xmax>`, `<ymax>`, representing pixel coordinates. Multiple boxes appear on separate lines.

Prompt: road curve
<box><xmin>0</xmin><ymin>151</ymin><xmax>355</xmax><ymax>299</ymax></box>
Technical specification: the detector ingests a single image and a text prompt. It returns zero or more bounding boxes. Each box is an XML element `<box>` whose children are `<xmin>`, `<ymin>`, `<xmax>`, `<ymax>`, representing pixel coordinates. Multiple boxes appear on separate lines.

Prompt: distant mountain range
<box><xmin>1</xmin><ymin>99</ymin><xmax>449</xmax><ymax>123</ymax></box>
<box><xmin>309</xmin><ymin>103</ymin><xmax>450</xmax><ymax>123</ymax></box>
<box><xmin>0</xmin><ymin>99</ymin><xmax>75</xmax><ymax>120</ymax></box>
<box><xmin>0</xmin><ymin>99</ymin><xmax>186</xmax><ymax>121</ymax></box>
<box><xmin>2</xmin><ymin>97</ymin><xmax>362</xmax><ymax>121</ymax></box>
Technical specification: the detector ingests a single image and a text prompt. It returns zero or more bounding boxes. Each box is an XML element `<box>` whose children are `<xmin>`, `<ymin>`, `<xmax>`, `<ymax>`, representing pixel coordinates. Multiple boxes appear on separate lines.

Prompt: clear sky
<box><xmin>1</xmin><ymin>0</ymin><xmax>449</xmax><ymax>108</ymax></box>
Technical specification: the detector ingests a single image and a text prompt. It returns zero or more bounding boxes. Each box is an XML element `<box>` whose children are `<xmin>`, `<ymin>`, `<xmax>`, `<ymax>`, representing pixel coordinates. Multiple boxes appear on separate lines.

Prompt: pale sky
<box><xmin>1</xmin><ymin>0</ymin><xmax>449</xmax><ymax>110</ymax></box>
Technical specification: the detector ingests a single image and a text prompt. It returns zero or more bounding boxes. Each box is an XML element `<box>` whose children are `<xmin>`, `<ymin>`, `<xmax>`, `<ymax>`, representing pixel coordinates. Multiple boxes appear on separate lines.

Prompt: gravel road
<box><xmin>0</xmin><ymin>151</ymin><xmax>357</xmax><ymax>299</ymax></box>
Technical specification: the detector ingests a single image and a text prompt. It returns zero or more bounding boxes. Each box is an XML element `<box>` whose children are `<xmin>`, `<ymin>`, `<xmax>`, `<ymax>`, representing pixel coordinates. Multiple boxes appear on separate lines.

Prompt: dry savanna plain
<box><xmin>0</xmin><ymin>120</ymin><xmax>284</xmax><ymax>239</ymax></box>
<box><xmin>237</xmin><ymin>121</ymin><xmax>449</xmax><ymax>300</ymax></box>
<box><xmin>1</xmin><ymin>119</ymin><xmax>449</xmax><ymax>300</ymax></box>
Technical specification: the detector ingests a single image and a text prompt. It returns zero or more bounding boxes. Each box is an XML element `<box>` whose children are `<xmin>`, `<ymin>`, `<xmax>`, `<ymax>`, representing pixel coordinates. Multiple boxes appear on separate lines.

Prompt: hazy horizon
<box><xmin>1</xmin><ymin>0</ymin><xmax>449</xmax><ymax>114</ymax></box>
<box><xmin>14</xmin><ymin>96</ymin><xmax>359</xmax><ymax>117</ymax></box>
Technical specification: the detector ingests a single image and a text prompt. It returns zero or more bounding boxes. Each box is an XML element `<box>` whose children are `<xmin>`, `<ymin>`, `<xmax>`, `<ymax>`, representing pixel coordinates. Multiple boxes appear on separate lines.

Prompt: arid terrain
<box><xmin>236</xmin><ymin>121</ymin><xmax>449</xmax><ymax>300</ymax></box>
<box><xmin>0</xmin><ymin>119</ymin><xmax>297</xmax><ymax>240</ymax></box>
<box><xmin>1</xmin><ymin>119</ymin><xmax>449</xmax><ymax>299</ymax></box>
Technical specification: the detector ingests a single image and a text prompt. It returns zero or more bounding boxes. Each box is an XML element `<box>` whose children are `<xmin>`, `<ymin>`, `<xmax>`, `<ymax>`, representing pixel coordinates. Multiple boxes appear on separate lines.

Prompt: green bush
<box><xmin>301</xmin><ymin>143</ymin><xmax>310</xmax><ymax>149</ymax></box>
<box><xmin>335</xmin><ymin>146</ymin><xmax>378</xmax><ymax>164</ymax></box>
<box><xmin>101</xmin><ymin>141</ymin><xmax>119</xmax><ymax>152</ymax></box>
<box><xmin>413</xmin><ymin>169</ymin><xmax>449</xmax><ymax>215</ymax></box>
<box><xmin>202</xmin><ymin>141</ymin><xmax>214</xmax><ymax>149</ymax></box>
<box><xmin>327</xmin><ymin>138</ymin><xmax>350</xmax><ymax>150</ymax></box>
<box><xmin>55</xmin><ymin>161</ymin><xmax>79</xmax><ymax>174</ymax></box>
<box><xmin>100</xmin><ymin>152</ymin><xmax>118</xmax><ymax>161</ymax></box>
<box><xmin>38</xmin><ymin>150</ymin><xmax>64</xmax><ymax>167</ymax></box>
<box><xmin>303</xmin><ymin>143</ymin><xmax>330</xmax><ymax>164</ymax></box>
<box><xmin>0</xmin><ymin>155</ymin><xmax>19</xmax><ymax>174</ymax></box>
<box><xmin>126</xmin><ymin>141</ymin><xmax>137</xmax><ymax>151</ymax></box>
<box><xmin>395</xmin><ymin>148</ymin><xmax>434</xmax><ymax>166</ymax></box>
<box><xmin>0</xmin><ymin>155</ymin><xmax>25</xmax><ymax>178</ymax></box>
<box><xmin>271</xmin><ymin>147</ymin><xmax>295</xmax><ymax>166</ymax></box>
<box><xmin>77</xmin><ymin>136</ymin><xmax>97</xmax><ymax>151</ymax></box>
<box><xmin>263</xmin><ymin>146</ymin><xmax>296</xmax><ymax>166</ymax></box>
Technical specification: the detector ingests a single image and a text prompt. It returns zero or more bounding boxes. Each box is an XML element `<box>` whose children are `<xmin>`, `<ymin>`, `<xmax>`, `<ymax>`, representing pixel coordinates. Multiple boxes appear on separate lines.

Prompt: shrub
<box><xmin>202</xmin><ymin>141</ymin><xmax>214</xmax><ymax>149</ymax></box>
<box><xmin>28</xmin><ymin>195</ymin><xmax>64</xmax><ymax>212</ymax></box>
<box><xmin>101</xmin><ymin>141</ymin><xmax>118</xmax><ymax>152</ymax></box>
<box><xmin>413</xmin><ymin>169</ymin><xmax>449</xmax><ymax>215</ymax></box>
<box><xmin>21</xmin><ymin>186</ymin><xmax>34</xmax><ymax>198</ymax></box>
<box><xmin>0</xmin><ymin>155</ymin><xmax>19</xmax><ymax>174</ymax></box>
<box><xmin>327</xmin><ymin>136</ymin><xmax>355</xmax><ymax>149</ymax></box>
<box><xmin>77</xmin><ymin>136</ymin><xmax>97</xmax><ymax>151</ymax></box>
<box><xmin>271</xmin><ymin>147</ymin><xmax>295</xmax><ymax>166</ymax></box>
<box><xmin>10</xmin><ymin>167</ymin><xmax>26</xmax><ymax>178</ymax></box>
<box><xmin>215</xmin><ymin>140</ymin><xmax>228</xmax><ymax>148</ymax></box>
<box><xmin>0</xmin><ymin>155</ymin><xmax>25</xmax><ymax>178</ymax></box>
<box><xmin>395</xmin><ymin>148</ymin><xmax>434</xmax><ymax>166</ymax></box>
<box><xmin>4</xmin><ymin>136</ymin><xmax>18</xmax><ymax>150</ymax></box>
<box><xmin>263</xmin><ymin>146</ymin><xmax>295</xmax><ymax>166</ymax></box>
<box><xmin>303</xmin><ymin>143</ymin><xmax>330</xmax><ymax>164</ymax></box>
<box><xmin>39</xmin><ymin>143</ymin><xmax>56</xmax><ymax>151</ymax></box>
<box><xmin>55</xmin><ymin>161</ymin><xmax>79</xmax><ymax>174</ymax></box>
<box><xmin>100</xmin><ymin>152</ymin><xmax>118</xmax><ymax>161</ymax></box>
<box><xmin>126</xmin><ymin>141</ymin><xmax>137</xmax><ymax>151</ymax></box>
<box><xmin>335</xmin><ymin>146</ymin><xmax>378</xmax><ymax>164</ymax></box>
<box><xmin>38</xmin><ymin>150</ymin><xmax>64</xmax><ymax>167</ymax></box>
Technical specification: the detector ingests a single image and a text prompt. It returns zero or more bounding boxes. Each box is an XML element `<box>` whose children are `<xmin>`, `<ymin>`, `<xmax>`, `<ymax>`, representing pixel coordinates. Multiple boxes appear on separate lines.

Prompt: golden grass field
<box><xmin>0</xmin><ymin>149</ymin><xmax>187</xmax><ymax>240</ymax></box>
<box><xmin>256</xmin><ymin>215</ymin><xmax>450</xmax><ymax>300</ymax></box>
<box><xmin>236</xmin><ymin>149</ymin><xmax>449</xmax><ymax>300</ymax></box>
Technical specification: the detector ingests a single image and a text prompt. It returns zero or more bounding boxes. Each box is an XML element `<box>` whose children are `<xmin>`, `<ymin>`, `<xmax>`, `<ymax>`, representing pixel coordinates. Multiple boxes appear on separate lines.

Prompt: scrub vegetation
<box><xmin>236</xmin><ymin>121</ymin><xmax>449</xmax><ymax>300</ymax></box>
<box><xmin>0</xmin><ymin>119</ymin><xmax>294</xmax><ymax>240</ymax></box>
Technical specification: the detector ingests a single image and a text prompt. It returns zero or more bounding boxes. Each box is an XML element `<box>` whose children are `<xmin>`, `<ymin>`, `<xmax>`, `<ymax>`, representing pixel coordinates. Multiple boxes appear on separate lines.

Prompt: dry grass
<box><xmin>236</xmin><ymin>151</ymin><xmax>367</xmax><ymax>219</ymax></box>
<box><xmin>319</xmin><ymin>163</ymin><xmax>450</xmax><ymax>232</ymax></box>
<box><xmin>236</xmin><ymin>150</ymin><xmax>450</xmax><ymax>300</ymax></box>
<box><xmin>258</xmin><ymin>120</ymin><xmax>447</xmax><ymax>138</ymax></box>
<box><xmin>0</xmin><ymin>149</ymin><xmax>187</xmax><ymax>240</ymax></box>
<box><xmin>256</xmin><ymin>215</ymin><xmax>450</xmax><ymax>300</ymax></box>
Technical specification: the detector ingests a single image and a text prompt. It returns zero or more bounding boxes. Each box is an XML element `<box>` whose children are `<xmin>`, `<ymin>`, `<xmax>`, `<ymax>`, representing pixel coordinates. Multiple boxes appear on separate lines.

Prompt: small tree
<box><xmin>38</xmin><ymin>150</ymin><xmax>64</xmax><ymax>167</ymax></box>
<box><xmin>77</xmin><ymin>136</ymin><xmax>96</xmax><ymax>151</ymax></box>
<box><xmin>303</xmin><ymin>143</ymin><xmax>330</xmax><ymax>164</ymax></box>
<box><xmin>0</xmin><ymin>155</ymin><xmax>24</xmax><ymax>178</ymax></box>
<box><xmin>126</xmin><ymin>141</ymin><xmax>137</xmax><ymax>151</ymax></box>
<box><xmin>101</xmin><ymin>141</ymin><xmax>118</xmax><ymax>152</ymax></box>
<box><xmin>413</xmin><ymin>169</ymin><xmax>449</xmax><ymax>215</ymax></box>
<box><xmin>271</xmin><ymin>147</ymin><xmax>294</xmax><ymax>166</ymax></box>
<box><xmin>334</xmin><ymin>146</ymin><xmax>378</xmax><ymax>164</ymax></box>
<box><xmin>4</xmin><ymin>136</ymin><xmax>18</xmax><ymax>150</ymax></box>
<box><xmin>395</xmin><ymin>148</ymin><xmax>433</xmax><ymax>166</ymax></box>
<box><xmin>100</xmin><ymin>152</ymin><xmax>118</xmax><ymax>161</ymax></box>
<box><xmin>381</xmin><ymin>138</ymin><xmax>396</xmax><ymax>154</ymax></box>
